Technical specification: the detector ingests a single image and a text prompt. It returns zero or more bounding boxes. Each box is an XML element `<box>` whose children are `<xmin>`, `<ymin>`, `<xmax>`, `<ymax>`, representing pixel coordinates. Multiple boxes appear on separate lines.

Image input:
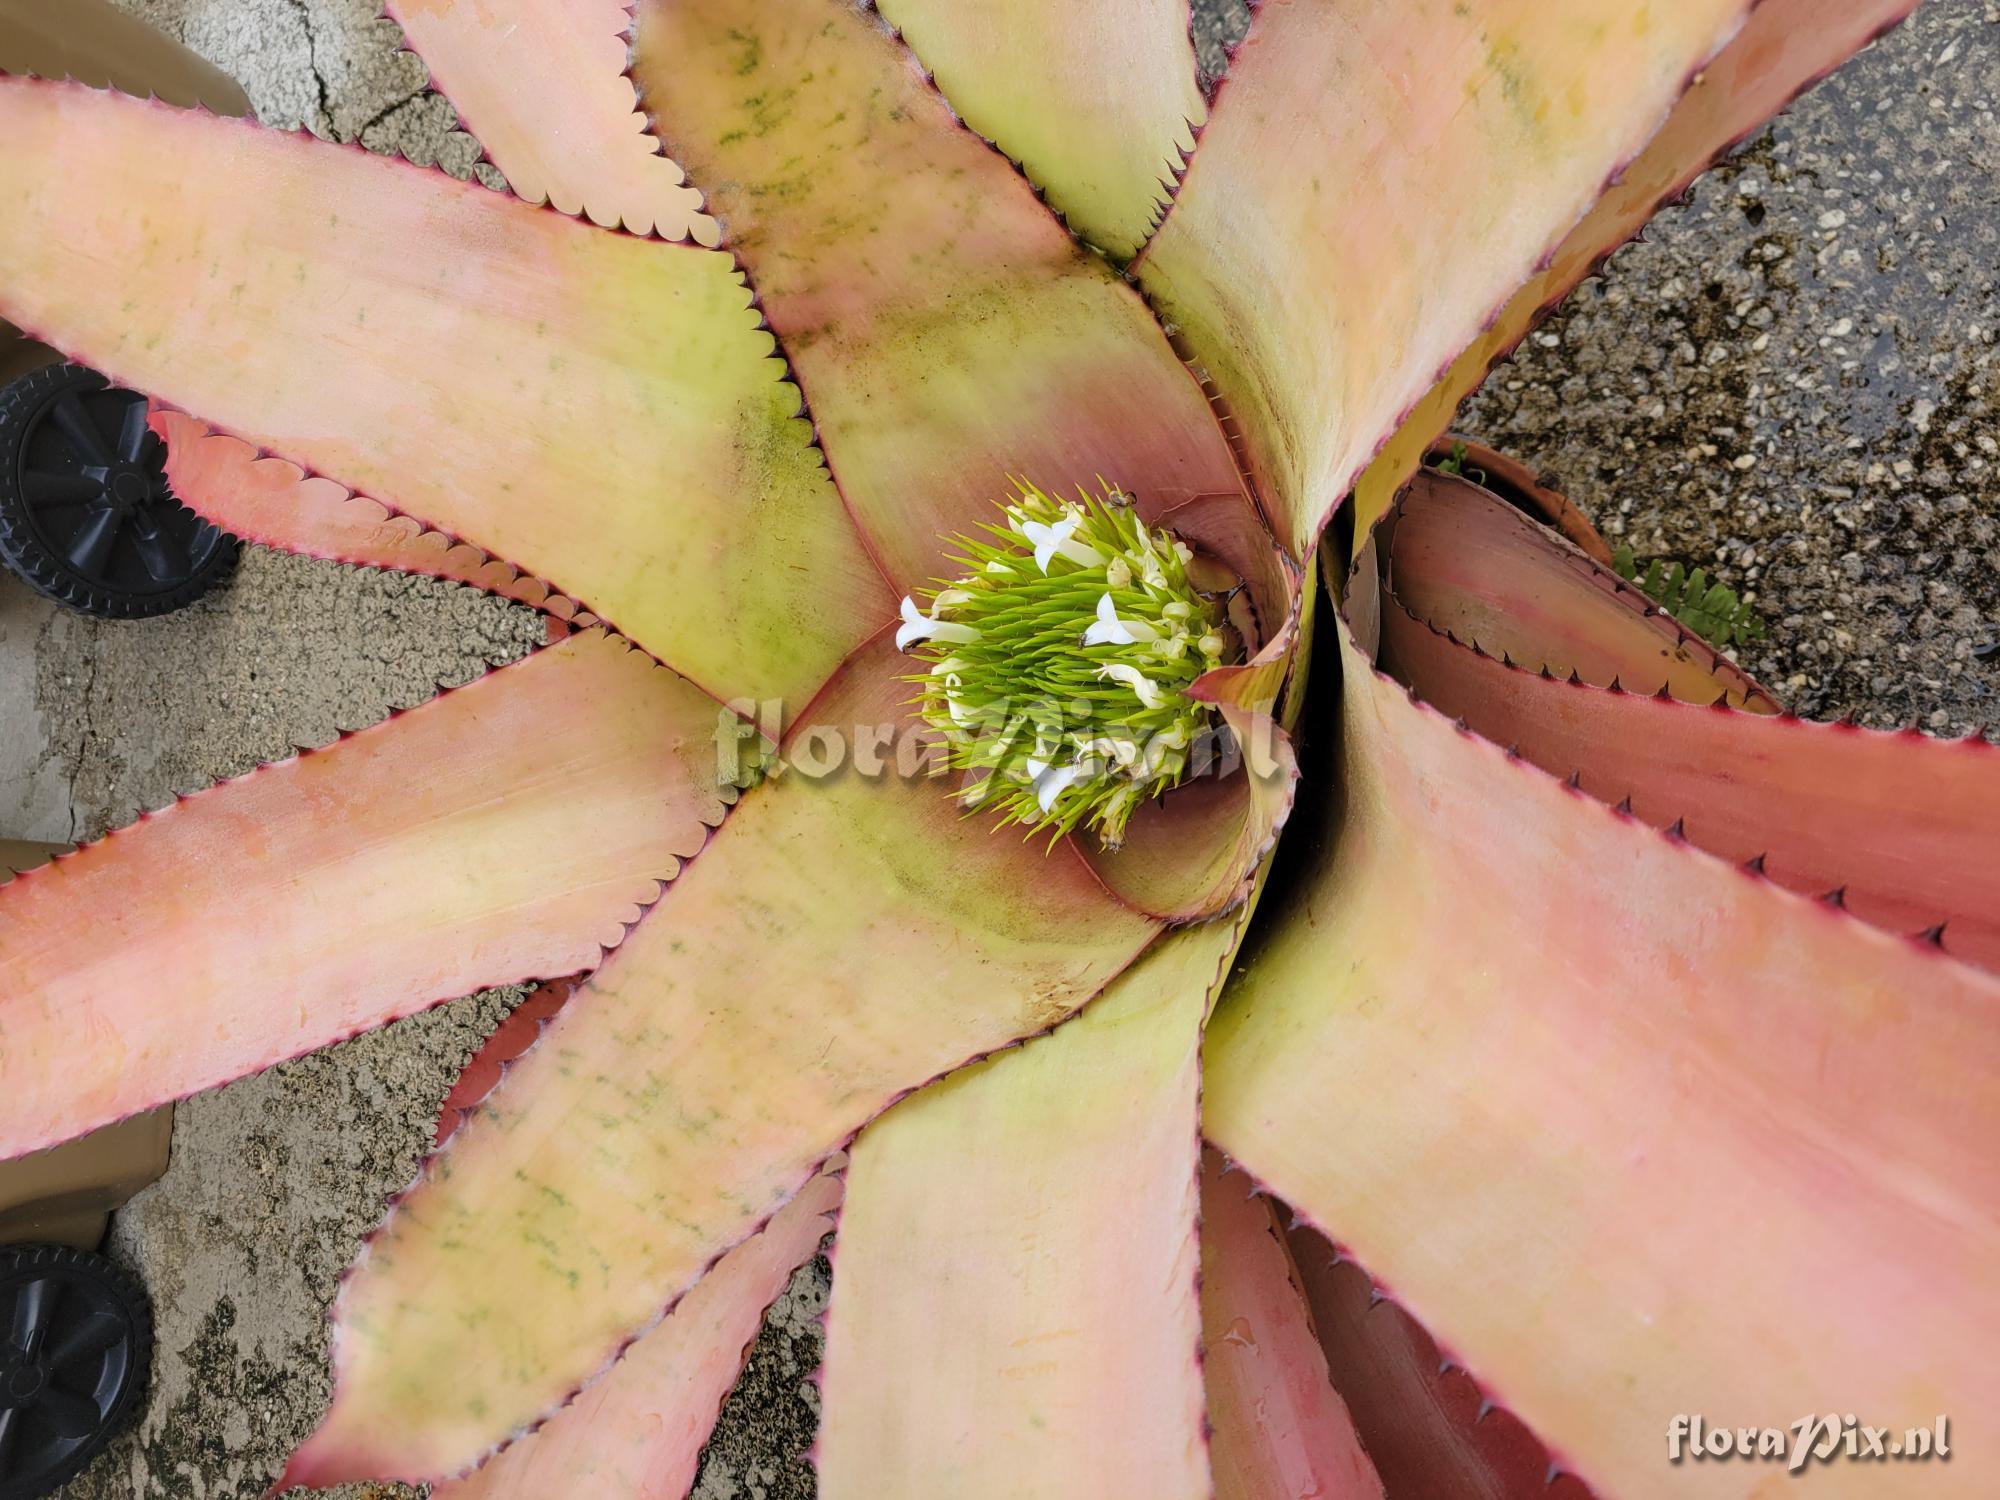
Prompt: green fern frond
<box><xmin>1612</xmin><ymin>544</ymin><xmax>1767</xmax><ymax>650</ymax></box>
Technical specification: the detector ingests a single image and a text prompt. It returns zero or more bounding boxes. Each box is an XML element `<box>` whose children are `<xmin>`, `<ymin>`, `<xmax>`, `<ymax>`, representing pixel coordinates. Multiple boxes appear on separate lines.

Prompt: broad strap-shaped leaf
<box><xmin>816</xmin><ymin>920</ymin><xmax>1234</xmax><ymax>1500</ymax></box>
<box><xmin>435</xmin><ymin>1170</ymin><xmax>842</xmax><ymax>1500</ymax></box>
<box><xmin>1204</xmin><ymin>614</ymin><xmax>2000</xmax><ymax>1499</ymax></box>
<box><xmin>386</xmin><ymin>0</ymin><xmax>717</xmax><ymax>242</ymax></box>
<box><xmin>1354</xmin><ymin>0</ymin><xmax>1921</xmax><ymax>529</ymax></box>
<box><xmin>1200</xmin><ymin>1150</ymin><xmax>1383</xmax><ymax>1500</ymax></box>
<box><xmin>281</xmin><ymin>635</ymin><xmax>1158</xmax><ymax>1485</ymax></box>
<box><xmin>873</xmin><ymin>0</ymin><xmax>1204</xmax><ymax>260</ymax></box>
<box><xmin>1380</xmin><ymin>599</ymin><xmax>2000</xmax><ymax>974</ymax></box>
<box><xmin>629</xmin><ymin>0</ymin><xmax>1246</xmax><ymax>590</ymax></box>
<box><xmin>1381</xmin><ymin>471</ymin><xmax>1778</xmax><ymax>708</ymax></box>
<box><xmin>1423</xmin><ymin>436</ymin><xmax>1618</xmax><ymax>566</ymax></box>
<box><xmin>154</xmin><ymin>410</ymin><xmax>593</xmax><ymax>626</ymax></box>
<box><xmin>1137</xmin><ymin>0</ymin><xmax>1749</xmax><ymax>553</ymax></box>
<box><xmin>433</xmin><ymin>978</ymin><xmax>584</xmax><ymax>1151</ymax></box>
<box><xmin>1285</xmin><ymin>1226</ymin><xmax>1585</xmax><ymax>1500</ymax></box>
<box><xmin>434</xmin><ymin>976</ymin><xmax>834</xmax><ymax>1500</ymax></box>
<box><xmin>0</xmin><ymin>631</ymin><xmax>730</xmax><ymax>1160</ymax></box>
<box><xmin>0</xmin><ymin>78</ymin><xmax>889</xmax><ymax>706</ymax></box>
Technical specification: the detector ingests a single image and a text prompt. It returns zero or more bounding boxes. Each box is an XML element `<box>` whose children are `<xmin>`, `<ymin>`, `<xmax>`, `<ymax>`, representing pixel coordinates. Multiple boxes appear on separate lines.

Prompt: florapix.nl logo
<box><xmin>1668</xmin><ymin>1413</ymin><xmax>1951</xmax><ymax>1474</ymax></box>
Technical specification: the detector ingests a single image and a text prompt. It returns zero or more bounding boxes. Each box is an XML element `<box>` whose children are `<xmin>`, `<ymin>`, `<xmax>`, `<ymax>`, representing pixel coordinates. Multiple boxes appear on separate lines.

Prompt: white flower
<box><xmin>1082</xmin><ymin>592</ymin><xmax>1160</xmax><ymax>647</ymax></box>
<box><xmin>1018</xmin><ymin>510</ymin><xmax>1099</xmax><ymax>573</ymax></box>
<box><xmin>1096</xmin><ymin>662</ymin><xmax>1166</xmax><ymax>710</ymax></box>
<box><xmin>930</xmin><ymin>656</ymin><xmax>976</xmax><ymax>726</ymax></box>
<box><xmin>1138</xmin><ymin>722</ymin><xmax>1192</xmax><ymax>777</ymax></box>
<box><xmin>896</xmin><ymin>595</ymin><xmax>979</xmax><ymax>651</ymax></box>
<box><xmin>1074</xmin><ymin>735</ymin><xmax>1140</xmax><ymax>770</ymax></box>
<box><xmin>1025</xmin><ymin>756</ymin><xmax>1088</xmax><ymax>814</ymax></box>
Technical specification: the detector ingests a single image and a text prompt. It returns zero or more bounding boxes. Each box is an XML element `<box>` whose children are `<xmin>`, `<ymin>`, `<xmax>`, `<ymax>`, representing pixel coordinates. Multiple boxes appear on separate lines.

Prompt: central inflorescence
<box><xmin>896</xmin><ymin>482</ymin><xmax>1236</xmax><ymax>848</ymax></box>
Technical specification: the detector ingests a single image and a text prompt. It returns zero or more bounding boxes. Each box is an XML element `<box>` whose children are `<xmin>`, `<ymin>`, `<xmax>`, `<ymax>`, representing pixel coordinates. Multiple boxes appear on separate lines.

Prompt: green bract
<box><xmin>895</xmin><ymin>483</ymin><xmax>1233</xmax><ymax>847</ymax></box>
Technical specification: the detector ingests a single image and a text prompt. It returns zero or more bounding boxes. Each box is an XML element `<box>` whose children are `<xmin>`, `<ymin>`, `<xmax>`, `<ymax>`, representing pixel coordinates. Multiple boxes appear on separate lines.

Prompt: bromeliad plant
<box><xmin>0</xmin><ymin>1</ymin><xmax>1994</xmax><ymax>1497</ymax></box>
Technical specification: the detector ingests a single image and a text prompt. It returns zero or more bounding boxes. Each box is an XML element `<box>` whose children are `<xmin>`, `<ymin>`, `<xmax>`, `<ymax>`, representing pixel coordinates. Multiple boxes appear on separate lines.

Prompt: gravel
<box><xmin>1457</xmin><ymin>0</ymin><xmax>2000</xmax><ymax>733</ymax></box>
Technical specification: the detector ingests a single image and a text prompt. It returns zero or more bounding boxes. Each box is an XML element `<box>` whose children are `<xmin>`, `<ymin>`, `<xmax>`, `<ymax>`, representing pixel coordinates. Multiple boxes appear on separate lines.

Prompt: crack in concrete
<box><xmin>29</xmin><ymin>601</ymin><xmax>98</xmax><ymax>845</ymax></box>
<box><xmin>67</xmin><ymin>628</ymin><xmax>100</xmax><ymax>845</ymax></box>
<box><xmin>283</xmin><ymin>0</ymin><xmax>332</xmax><ymax>136</ymax></box>
<box><xmin>351</xmin><ymin>88</ymin><xmax>420</xmax><ymax>142</ymax></box>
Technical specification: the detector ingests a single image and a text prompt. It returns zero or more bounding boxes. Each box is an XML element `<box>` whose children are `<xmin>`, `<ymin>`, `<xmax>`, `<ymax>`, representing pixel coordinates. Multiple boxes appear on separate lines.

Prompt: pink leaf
<box><xmin>1379</xmin><ymin>584</ymin><xmax>2000</xmax><ymax>974</ymax></box>
<box><xmin>1357</xmin><ymin>0</ymin><xmax>1922</xmax><ymax>524</ymax></box>
<box><xmin>874</xmin><ymin>0</ymin><xmax>1205</xmax><ymax>260</ymax></box>
<box><xmin>1139</xmin><ymin>0</ymin><xmax>1754</xmax><ymax>551</ymax></box>
<box><xmin>153</xmin><ymin>410</ymin><xmax>592</xmax><ymax>624</ymax></box>
<box><xmin>280</xmin><ymin>635</ymin><xmax>1157</xmax><ymax>1485</ymax></box>
<box><xmin>0</xmin><ymin>631</ymin><xmax>729</xmax><ymax>1161</ymax></box>
<box><xmin>1205</xmin><ymin>611</ymin><xmax>2000</xmax><ymax>1498</ymax></box>
<box><xmin>1200</xmin><ymin>1148</ymin><xmax>1383</xmax><ymax>1500</ymax></box>
<box><xmin>816</xmin><ymin>921</ymin><xmax>1231</xmax><ymax>1499</ymax></box>
<box><xmin>0</xmin><ymin>77</ymin><xmax>890</xmax><ymax>705</ymax></box>
<box><xmin>1285</xmin><ymin>1225</ymin><xmax>1585</xmax><ymax>1500</ymax></box>
<box><xmin>629</xmin><ymin>0</ymin><xmax>1248</xmax><ymax>589</ymax></box>
<box><xmin>1380</xmin><ymin>471</ymin><xmax>1777</xmax><ymax>707</ymax></box>
<box><xmin>386</xmin><ymin>0</ymin><xmax>717</xmax><ymax>242</ymax></box>
<box><xmin>434</xmin><ymin>1171</ymin><xmax>842</xmax><ymax>1500</ymax></box>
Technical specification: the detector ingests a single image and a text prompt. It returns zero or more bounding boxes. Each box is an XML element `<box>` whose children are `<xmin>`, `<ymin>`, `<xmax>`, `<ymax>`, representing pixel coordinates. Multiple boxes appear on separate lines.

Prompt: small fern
<box><xmin>1612</xmin><ymin>544</ymin><xmax>1767</xmax><ymax>650</ymax></box>
<box><xmin>1428</xmin><ymin>440</ymin><xmax>1486</xmax><ymax>484</ymax></box>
